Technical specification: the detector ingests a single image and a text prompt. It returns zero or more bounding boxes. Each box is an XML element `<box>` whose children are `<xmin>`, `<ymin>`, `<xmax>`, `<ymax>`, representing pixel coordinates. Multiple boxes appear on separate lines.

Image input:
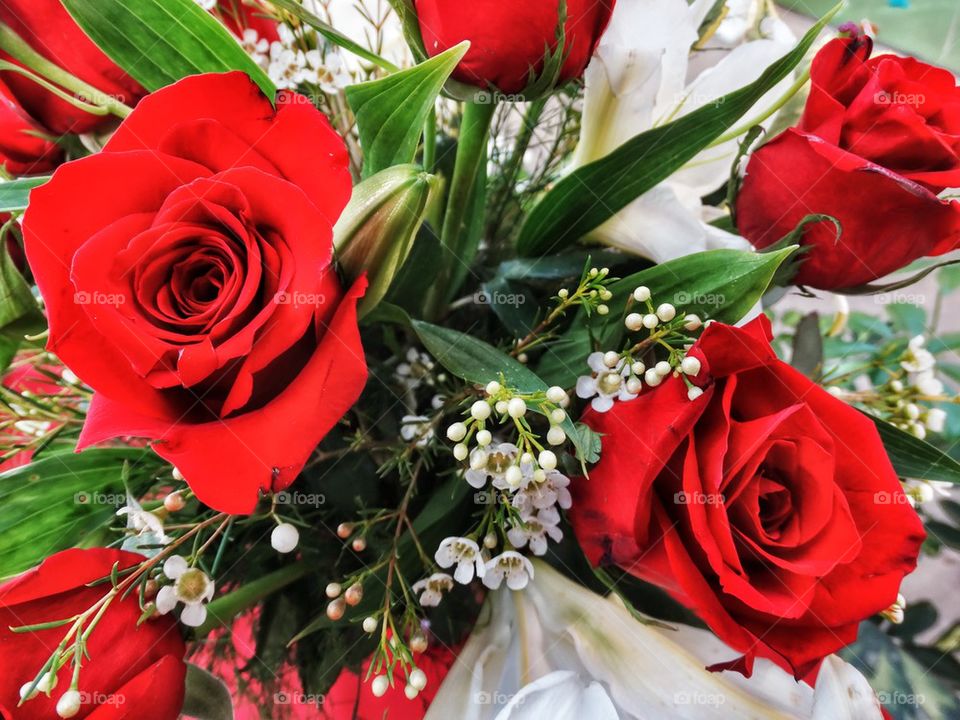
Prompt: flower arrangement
<box><xmin>0</xmin><ymin>1</ymin><xmax>958</xmax><ymax>719</ymax></box>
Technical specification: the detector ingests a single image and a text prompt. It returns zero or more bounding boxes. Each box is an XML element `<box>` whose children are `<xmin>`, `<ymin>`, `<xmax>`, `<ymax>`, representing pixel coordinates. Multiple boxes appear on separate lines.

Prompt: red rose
<box><xmin>22</xmin><ymin>72</ymin><xmax>367</xmax><ymax>514</ymax></box>
<box><xmin>0</xmin><ymin>548</ymin><xmax>186</xmax><ymax>720</ymax></box>
<box><xmin>0</xmin><ymin>0</ymin><xmax>145</xmax><ymax>136</ymax></box>
<box><xmin>414</xmin><ymin>0</ymin><xmax>615</xmax><ymax>94</ymax></box>
<box><xmin>570</xmin><ymin>316</ymin><xmax>924</xmax><ymax>679</ymax></box>
<box><xmin>0</xmin><ymin>78</ymin><xmax>63</xmax><ymax>176</ymax></box>
<box><xmin>737</xmin><ymin>34</ymin><xmax>960</xmax><ymax>289</ymax></box>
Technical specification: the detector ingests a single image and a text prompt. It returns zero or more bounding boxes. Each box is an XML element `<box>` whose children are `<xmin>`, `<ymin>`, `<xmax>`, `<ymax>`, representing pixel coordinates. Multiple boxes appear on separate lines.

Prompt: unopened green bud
<box><xmin>334</xmin><ymin>165</ymin><xmax>437</xmax><ymax>317</ymax></box>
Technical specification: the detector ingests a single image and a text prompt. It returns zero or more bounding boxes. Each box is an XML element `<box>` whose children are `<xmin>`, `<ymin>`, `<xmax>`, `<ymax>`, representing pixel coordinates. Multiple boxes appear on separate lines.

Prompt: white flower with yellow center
<box><xmin>576</xmin><ymin>352</ymin><xmax>637</xmax><ymax>413</ymax></box>
<box><xmin>412</xmin><ymin>572</ymin><xmax>455</xmax><ymax>607</ymax></box>
<box><xmin>155</xmin><ymin>555</ymin><xmax>215</xmax><ymax>627</ymax></box>
<box><xmin>435</xmin><ymin>537</ymin><xmax>485</xmax><ymax>584</ymax></box>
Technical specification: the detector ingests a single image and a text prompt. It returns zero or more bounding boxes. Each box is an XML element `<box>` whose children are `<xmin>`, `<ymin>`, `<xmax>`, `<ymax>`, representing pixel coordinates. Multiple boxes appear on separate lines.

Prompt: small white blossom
<box><xmin>507</xmin><ymin>507</ymin><xmax>563</xmax><ymax>556</ymax></box>
<box><xmin>412</xmin><ymin>573</ymin><xmax>454</xmax><ymax>607</ymax></box>
<box><xmin>435</xmin><ymin>537</ymin><xmax>485</xmax><ymax>584</ymax></box>
<box><xmin>482</xmin><ymin>551</ymin><xmax>535</xmax><ymax>591</ymax></box>
<box><xmin>155</xmin><ymin>555</ymin><xmax>214</xmax><ymax>627</ymax></box>
<box><xmin>926</xmin><ymin>408</ymin><xmax>947</xmax><ymax>433</ymax></box>
<box><xmin>514</xmin><ymin>470</ymin><xmax>572</xmax><ymax>515</ymax></box>
<box><xmin>238</xmin><ymin>28</ymin><xmax>269</xmax><ymax>69</ymax></box>
<box><xmin>465</xmin><ymin>442</ymin><xmax>528</xmax><ymax>490</ymax></box>
<box><xmin>400</xmin><ymin>415</ymin><xmax>434</xmax><ymax>447</ymax></box>
<box><xmin>396</xmin><ymin>348</ymin><xmax>436</xmax><ymax>391</ymax></box>
<box><xmin>901</xmin><ymin>336</ymin><xmax>935</xmax><ymax>374</ymax></box>
<box><xmin>576</xmin><ymin>352</ymin><xmax>637</xmax><ymax>413</ymax></box>
<box><xmin>912</xmin><ymin>370</ymin><xmax>944</xmax><ymax>397</ymax></box>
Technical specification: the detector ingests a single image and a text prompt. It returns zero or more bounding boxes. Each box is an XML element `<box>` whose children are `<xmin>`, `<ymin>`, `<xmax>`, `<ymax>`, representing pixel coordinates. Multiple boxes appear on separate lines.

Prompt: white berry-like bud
<box><xmin>631</xmin><ymin>361</ymin><xmax>645</xmax><ymax>376</ymax></box>
<box><xmin>597</xmin><ymin>304</ymin><xmax>609</xmax><ymax>315</ymax></box>
<box><xmin>550</xmin><ymin>408</ymin><xmax>566</xmax><ymax>424</ymax></box>
<box><xmin>56</xmin><ymin>690</ymin><xmax>82</xmax><ymax>718</ymax></box>
<box><xmin>532</xmin><ymin>469</ymin><xmax>547</xmax><ymax>483</ymax></box>
<box><xmin>337</xmin><ymin>523</ymin><xmax>353</xmax><ymax>539</ymax></box>
<box><xmin>644</xmin><ymin>369</ymin><xmax>663</xmax><ymax>387</ymax></box>
<box><xmin>656</xmin><ymin>303</ymin><xmax>676</xmax><ymax>322</ymax></box>
<box><xmin>345</xmin><ymin>583</ymin><xmax>363</xmax><ymax>606</ymax></box>
<box><xmin>495</xmin><ymin>400</ymin><xmax>509</xmax><ymax>414</ymax></box>
<box><xmin>326</xmin><ymin>597</ymin><xmax>346</xmax><ymax>621</ymax></box>
<box><xmin>19</xmin><ymin>682</ymin><xmax>37</xmax><ymax>701</ymax></box>
<box><xmin>476</xmin><ymin>430</ymin><xmax>492</xmax><ymax>447</ymax></box>
<box><xmin>687</xmin><ymin>386</ymin><xmax>704</xmax><ymax>401</ymax></box>
<box><xmin>410</xmin><ymin>632</ymin><xmax>428</xmax><ymax>653</ymax></box>
<box><xmin>352</xmin><ymin>537</ymin><xmax>367</xmax><ymax>552</ymax></box>
<box><xmin>326</xmin><ymin>582</ymin><xmax>342</xmax><ymax>598</ymax></box>
<box><xmin>517</xmin><ymin>353</ymin><xmax>529</xmax><ymax>364</ymax></box>
<box><xmin>642</xmin><ymin>314</ymin><xmax>659</xmax><ymax>329</ymax></box>
<box><xmin>409</xmin><ymin>668</ymin><xmax>428</xmax><ymax>691</ymax></box>
<box><xmin>363</xmin><ymin>616</ymin><xmax>378</xmax><ymax>633</ymax></box>
<box><xmin>505</xmin><ymin>466</ymin><xmax>524</xmax><ymax>487</ymax></box>
<box><xmin>655</xmin><ymin>361</ymin><xmax>672</xmax><ymax>377</ymax></box>
<box><xmin>507</xmin><ymin>398</ymin><xmax>527</xmax><ymax>418</ymax></box>
<box><xmin>625</xmin><ymin>313</ymin><xmax>644</xmax><ymax>331</ymax></box>
<box><xmin>539</xmin><ymin>450</ymin><xmax>558</xmax><ymax>471</ymax></box>
<box><xmin>470</xmin><ymin>450</ymin><xmax>488</xmax><ymax>470</ymax></box>
<box><xmin>485</xmin><ymin>380</ymin><xmax>502</xmax><ymax>395</ymax></box>
<box><xmin>371</xmin><ymin>675</ymin><xmax>390</xmax><ymax>697</ymax></box>
<box><xmin>471</xmin><ymin>400</ymin><xmax>492</xmax><ymax>420</ymax></box>
<box><xmin>626</xmin><ymin>378</ymin><xmax>642</xmax><ymax>394</ymax></box>
<box><xmin>890</xmin><ymin>379</ymin><xmax>904</xmax><ymax>392</ymax></box>
<box><xmin>905</xmin><ymin>403</ymin><xmax>920</xmax><ymax>420</ymax></box>
<box><xmin>271</xmin><ymin>523</ymin><xmax>299</xmax><ymax>554</ymax></box>
<box><xmin>483</xmin><ymin>532</ymin><xmax>498</xmax><ymax>548</ymax></box>
<box><xmin>603</xmin><ymin>351</ymin><xmax>620</xmax><ymax>368</ymax></box>
<box><xmin>633</xmin><ymin>286</ymin><xmax>651</xmax><ymax>302</ymax></box>
<box><xmin>558</xmin><ymin>288</ymin><xmax>569</xmax><ymax>299</ymax></box>
<box><xmin>683</xmin><ymin>314</ymin><xmax>702</xmax><ymax>331</ymax></box>
<box><xmin>680</xmin><ymin>357</ymin><xmax>702</xmax><ymax>376</ymax></box>
<box><xmin>163</xmin><ymin>491</ymin><xmax>186</xmax><ymax>513</ymax></box>
<box><xmin>546</xmin><ymin>386</ymin><xmax>567</xmax><ymax>404</ymax></box>
<box><xmin>547</xmin><ymin>426</ymin><xmax>566</xmax><ymax>446</ymax></box>
<box><xmin>910</xmin><ymin>423</ymin><xmax>927</xmax><ymax>440</ymax></box>
<box><xmin>446</xmin><ymin>422</ymin><xmax>467</xmax><ymax>442</ymax></box>
<box><xmin>453</xmin><ymin>443</ymin><xmax>469</xmax><ymax>461</ymax></box>
<box><xmin>404</xmin><ymin>684</ymin><xmax>419</xmax><ymax>700</ymax></box>
<box><xmin>172</xmin><ymin>466</ymin><xmax>184</xmax><ymax>482</ymax></box>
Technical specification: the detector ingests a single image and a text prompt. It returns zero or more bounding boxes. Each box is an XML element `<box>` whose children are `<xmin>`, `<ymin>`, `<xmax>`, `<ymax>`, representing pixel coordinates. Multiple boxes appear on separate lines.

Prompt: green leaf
<box><xmin>790</xmin><ymin>311</ymin><xmax>823</xmax><ymax>379</ymax></box>
<box><xmin>515</xmin><ymin>4</ymin><xmax>839</xmax><ymax>257</ymax></box>
<box><xmin>345</xmin><ymin>43</ymin><xmax>469</xmax><ymax>177</ymax></box>
<box><xmin>538</xmin><ymin>247</ymin><xmax>796</xmax><ymax>387</ymax></box>
<box><xmin>181</xmin><ymin>664</ymin><xmax>233</xmax><ymax>720</ymax></box>
<box><xmin>869</xmin><ymin>414</ymin><xmax>960</xmax><ymax>484</ymax></box>
<box><xmin>410</xmin><ymin>319</ymin><xmax>592</xmax><ymax>466</ymax></box>
<box><xmin>0</xmin><ymin>227</ymin><xmax>42</xmax><ymax>336</ymax></box>
<box><xmin>0</xmin><ymin>448</ymin><xmax>160</xmax><ymax>577</ymax></box>
<box><xmin>0</xmin><ymin>177</ymin><xmax>48</xmax><ymax>212</ymax></box>
<box><xmin>61</xmin><ymin>0</ymin><xmax>275</xmax><ymax>97</ymax></box>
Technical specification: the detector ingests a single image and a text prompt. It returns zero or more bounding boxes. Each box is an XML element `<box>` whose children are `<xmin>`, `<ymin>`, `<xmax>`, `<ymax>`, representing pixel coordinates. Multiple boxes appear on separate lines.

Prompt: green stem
<box><xmin>708</xmin><ymin>67</ymin><xmax>811</xmax><ymax>148</ymax></box>
<box><xmin>193</xmin><ymin>561</ymin><xmax>309</xmax><ymax>636</ymax></box>
<box><xmin>429</xmin><ymin>99</ymin><xmax>497</xmax><ymax>316</ymax></box>
<box><xmin>488</xmin><ymin>98</ymin><xmax>547</xmax><ymax>240</ymax></box>
<box><xmin>422</xmin><ymin>106</ymin><xmax>437</xmax><ymax>173</ymax></box>
<box><xmin>0</xmin><ymin>23</ymin><xmax>132</xmax><ymax>119</ymax></box>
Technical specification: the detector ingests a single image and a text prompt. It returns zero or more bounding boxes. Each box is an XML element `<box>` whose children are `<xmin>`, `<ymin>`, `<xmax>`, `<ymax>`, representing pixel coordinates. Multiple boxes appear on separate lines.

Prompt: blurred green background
<box><xmin>780</xmin><ymin>0</ymin><xmax>960</xmax><ymax>71</ymax></box>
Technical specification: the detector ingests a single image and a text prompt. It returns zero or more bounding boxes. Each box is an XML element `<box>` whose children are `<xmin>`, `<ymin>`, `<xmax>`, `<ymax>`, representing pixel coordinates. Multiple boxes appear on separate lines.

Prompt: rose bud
<box><xmin>0</xmin><ymin>549</ymin><xmax>186</xmax><ymax>719</ymax></box>
<box><xmin>570</xmin><ymin>316</ymin><xmax>925</xmax><ymax>679</ymax></box>
<box><xmin>334</xmin><ymin>164</ymin><xmax>437</xmax><ymax>316</ymax></box>
<box><xmin>412</xmin><ymin>0</ymin><xmax>616</xmax><ymax>99</ymax></box>
<box><xmin>737</xmin><ymin>32</ymin><xmax>960</xmax><ymax>290</ymax></box>
<box><xmin>0</xmin><ymin>78</ymin><xmax>63</xmax><ymax>176</ymax></box>
<box><xmin>0</xmin><ymin>0</ymin><xmax>145</xmax><ymax>136</ymax></box>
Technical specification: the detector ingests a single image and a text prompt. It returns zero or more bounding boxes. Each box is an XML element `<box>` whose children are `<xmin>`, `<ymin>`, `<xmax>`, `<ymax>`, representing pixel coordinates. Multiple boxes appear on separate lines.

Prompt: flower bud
<box><xmin>334</xmin><ymin>165</ymin><xmax>438</xmax><ymax>317</ymax></box>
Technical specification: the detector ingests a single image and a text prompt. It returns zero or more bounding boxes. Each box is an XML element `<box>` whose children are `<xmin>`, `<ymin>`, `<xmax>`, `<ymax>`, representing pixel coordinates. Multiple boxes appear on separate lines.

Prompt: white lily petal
<box><xmin>494</xmin><ymin>671</ymin><xmax>619</xmax><ymax>720</ymax></box>
<box><xmin>812</xmin><ymin>656</ymin><xmax>883</xmax><ymax>720</ymax></box>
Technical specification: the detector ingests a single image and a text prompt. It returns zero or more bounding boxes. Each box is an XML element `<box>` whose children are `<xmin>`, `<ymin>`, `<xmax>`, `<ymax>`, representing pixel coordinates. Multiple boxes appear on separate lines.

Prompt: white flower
<box><xmin>571</xmin><ymin>0</ymin><xmax>795</xmax><ymax>264</ymax></box>
<box><xmin>912</xmin><ymin>370</ymin><xmax>944</xmax><ymax>396</ymax></box>
<box><xmin>396</xmin><ymin>348</ymin><xmax>436</xmax><ymax>390</ymax></box>
<box><xmin>465</xmin><ymin>443</ymin><xmax>528</xmax><ymax>490</ymax></box>
<box><xmin>155</xmin><ymin>555</ymin><xmax>214</xmax><ymax>627</ymax></box>
<box><xmin>435</xmin><ymin>537</ymin><xmax>485</xmax><ymax>584</ymax></box>
<box><xmin>576</xmin><ymin>352</ymin><xmax>637</xmax><ymax>413</ymax></box>
<box><xmin>482</xmin><ymin>551</ymin><xmax>535</xmax><ymax>591</ymax></box>
<box><xmin>513</xmin><ymin>470</ymin><xmax>572</xmax><ymax>515</ymax></box>
<box><xmin>926</xmin><ymin>408</ymin><xmax>948</xmax><ymax>433</ymax></box>
<box><xmin>507</xmin><ymin>508</ymin><xmax>563</xmax><ymax>556</ymax></box>
<box><xmin>117</xmin><ymin>495</ymin><xmax>168</xmax><ymax>551</ymax></box>
<box><xmin>425</xmin><ymin>561</ymin><xmax>883</xmax><ymax>720</ymax></box>
<box><xmin>901</xmin><ymin>336</ymin><xmax>936</xmax><ymax>373</ymax></box>
<box><xmin>412</xmin><ymin>572</ymin><xmax>454</xmax><ymax>607</ymax></box>
<box><xmin>303</xmin><ymin>50</ymin><xmax>352</xmax><ymax>94</ymax></box>
<box><xmin>239</xmin><ymin>28</ymin><xmax>269</xmax><ymax>69</ymax></box>
<box><xmin>268</xmin><ymin>44</ymin><xmax>309</xmax><ymax>91</ymax></box>
<box><xmin>193</xmin><ymin>0</ymin><xmax>217</xmax><ymax>9</ymax></box>
<box><xmin>400</xmin><ymin>415</ymin><xmax>435</xmax><ymax>447</ymax></box>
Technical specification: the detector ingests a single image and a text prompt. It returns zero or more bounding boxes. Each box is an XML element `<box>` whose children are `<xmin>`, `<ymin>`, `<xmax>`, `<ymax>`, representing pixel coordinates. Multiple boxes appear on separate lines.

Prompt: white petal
<box><xmin>495</xmin><ymin>671</ymin><xmax>619</xmax><ymax>720</ymax></box>
<box><xmin>454</xmin><ymin>561</ymin><xmax>475</xmax><ymax>585</ymax></box>
<box><xmin>155</xmin><ymin>585</ymin><xmax>178</xmax><ymax>614</ymax></box>
<box><xmin>812</xmin><ymin>655</ymin><xmax>883</xmax><ymax>720</ymax></box>
<box><xmin>162</xmin><ymin>555</ymin><xmax>188</xmax><ymax>580</ymax></box>
<box><xmin>590</xmin><ymin>395</ymin><xmax>615</xmax><ymax>413</ymax></box>
<box><xmin>179</xmin><ymin>603</ymin><xmax>208</xmax><ymax>628</ymax></box>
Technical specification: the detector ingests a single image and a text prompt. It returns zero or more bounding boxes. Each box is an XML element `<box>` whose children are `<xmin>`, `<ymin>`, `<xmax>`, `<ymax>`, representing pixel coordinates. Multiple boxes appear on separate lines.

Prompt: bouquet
<box><xmin>1</xmin><ymin>0</ymin><xmax>958</xmax><ymax>718</ymax></box>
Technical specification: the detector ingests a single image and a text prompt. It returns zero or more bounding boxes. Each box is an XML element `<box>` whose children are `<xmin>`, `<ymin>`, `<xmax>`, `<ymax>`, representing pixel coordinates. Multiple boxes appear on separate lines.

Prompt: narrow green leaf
<box><xmin>181</xmin><ymin>664</ymin><xmax>234</xmax><ymax>720</ymax></box>
<box><xmin>538</xmin><ymin>246</ymin><xmax>796</xmax><ymax>387</ymax></box>
<box><xmin>0</xmin><ymin>177</ymin><xmax>48</xmax><ymax>212</ymax></box>
<box><xmin>345</xmin><ymin>42</ymin><xmax>469</xmax><ymax>177</ymax></box>
<box><xmin>0</xmin><ymin>448</ymin><xmax>160</xmax><ymax>577</ymax></box>
<box><xmin>869</xmin><ymin>414</ymin><xmax>960</xmax><ymax>484</ymax></box>
<box><xmin>61</xmin><ymin>0</ymin><xmax>275</xmax><ymax>97</ymax></box>
<box><xmin>516</xmin><ymin>4</ymin><xmax>840</xmax><ymax>257</ymax></box>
